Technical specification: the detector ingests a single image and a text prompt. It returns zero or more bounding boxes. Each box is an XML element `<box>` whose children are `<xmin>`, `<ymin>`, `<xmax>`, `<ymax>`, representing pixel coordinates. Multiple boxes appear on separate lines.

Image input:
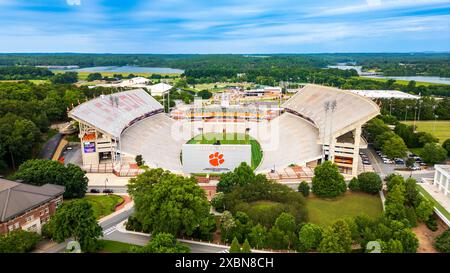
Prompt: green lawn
<box><xmin>98</xmin><ymin>240</ymin><xmax>140</xmax><ymax>253</ymax></box>
<box><xmin>64</xmin><ymin>195</ymin><xmax>123</xmax><ymax>220</ymax></box>
<box><xmin>250</xmin><ymin>200</ymin><xmax>284</xmax><ymax>211</ymax></box>
<box><xmin>416</xmin><ymin>184</ymin><xmax>450</xmax><ymax>221</ymax></box>
<box><xmin>187</xmin><ymin>133</ymin><xmax>263</xmax><ymax>169</ymax></box>
<box><xmin>356</xmin><ymin>76</ymin><xmax>442</xmax><ymax>86</ymax></box>
<box><xmin>403</xmin><ymin>120</ymin><xmax>450</xmax><ymax>144</ymax></box>
<box><xmin>305</xmin><ymin>192</ymin><xmax>383</xmax><ymax>226</ymax></box>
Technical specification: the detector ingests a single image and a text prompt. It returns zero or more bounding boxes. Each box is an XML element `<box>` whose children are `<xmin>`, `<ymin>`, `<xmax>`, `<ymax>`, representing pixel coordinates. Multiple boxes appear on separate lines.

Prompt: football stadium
<box><xmin>68</xmin><ymin>84</ymin><xmax>380</xmax><ymax>177</ymax></box>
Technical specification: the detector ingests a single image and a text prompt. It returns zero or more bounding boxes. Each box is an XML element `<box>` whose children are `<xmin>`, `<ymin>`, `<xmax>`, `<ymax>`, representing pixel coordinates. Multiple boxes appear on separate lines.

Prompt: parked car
<box><xmin>90</xmin><ymin>188</ymin><xmax>100</xmax><ymax>193</ymax></box>
<box><xmin>363</xmin><ymin>160</ymin><xmax>370</xmax><ymax>165</ymax></box>
<box><xmin>410</xmin><ymin>165</ymin><xmax>421</xmax><ymax>171</ymax></box>
<box><xmin>394</xmin><ymin>158</ymin><xmax>405</xmax><ymax>164</ymax></box>
<box><xmin>103</xmin><ymin>189</ymin><xmax>114</xmax><ymax>194</ymax></box>
<box><xmin>409</xmin><ymin>153</ymin><xmax>417</xmax><ymax>158</ymax></box>
<box><xmin>383</xmin><ymin>158</ymin><xmax>393</xmax><ymax>164</ymax></box>
<box><xmin>66</xmin><ymin>146</ymin><xmax>73</xmax><ymax>150</ymax></box>
<box><xmin>414</xmin><ymin>157</ymin><xmax>422</xmax><ymax>162</ymax></box>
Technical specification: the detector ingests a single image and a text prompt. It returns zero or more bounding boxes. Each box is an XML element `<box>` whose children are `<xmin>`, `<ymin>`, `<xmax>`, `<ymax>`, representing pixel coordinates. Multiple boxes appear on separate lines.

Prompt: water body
<box><xmin>60</xmin><ymin>66</ymin><xmax>184</xmax><ymax>74</ymax></box>
<box><xmin>362</xmin><ymin>75</ymin><xmax>450</xmax><ymax>85</ymax></box>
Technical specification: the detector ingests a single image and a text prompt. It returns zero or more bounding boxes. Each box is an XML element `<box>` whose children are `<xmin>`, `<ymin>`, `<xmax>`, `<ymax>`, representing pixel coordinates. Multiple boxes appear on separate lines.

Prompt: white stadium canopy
<box><xmin>68</xmin><ymin>89</ymin><xmax>163</xmax><ymax>138</ymax></box>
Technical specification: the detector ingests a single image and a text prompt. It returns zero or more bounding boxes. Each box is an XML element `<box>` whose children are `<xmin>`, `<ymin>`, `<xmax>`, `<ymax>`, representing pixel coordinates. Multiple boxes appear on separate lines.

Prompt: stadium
<box><xmin>68</xmin><ymin>84</ymin><xmax>380</xmax><ymax>177</ymax></box>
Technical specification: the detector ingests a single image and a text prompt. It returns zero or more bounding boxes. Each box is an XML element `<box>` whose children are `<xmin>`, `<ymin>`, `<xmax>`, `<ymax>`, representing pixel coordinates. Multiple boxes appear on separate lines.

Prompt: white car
<box><xmin>410</xmin><ymin>165</ymin><xmax>421</xmax><ymax>171</ymax></box>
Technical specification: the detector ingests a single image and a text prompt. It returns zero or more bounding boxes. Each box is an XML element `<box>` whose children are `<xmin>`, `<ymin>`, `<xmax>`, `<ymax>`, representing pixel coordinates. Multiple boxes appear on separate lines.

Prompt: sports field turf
<box><xmin>187</xmin><ymin>132</ymin><xmax>263</xmax><ymax>169</ymax></box>
<box><xmin>305</xmin><ymin>192</ymin><xmax>383</xmax><ymax>226</ymax></box>
<box><xmin>403</xmin><ymin>120</ymin><xmax>450</xmax><ymax>144</ymax></box>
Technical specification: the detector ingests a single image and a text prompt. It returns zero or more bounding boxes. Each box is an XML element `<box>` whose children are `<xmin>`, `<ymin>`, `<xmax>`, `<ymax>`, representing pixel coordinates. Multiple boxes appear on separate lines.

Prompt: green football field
<box><xmin>403</xmin><ymin>120</ymin><xmax>450</xmax><ymax>144</ymax></box>
<box><xmin>187</xmin><ymin>132</ymin><xmax>263</xmax><ymax>169</ymax></box>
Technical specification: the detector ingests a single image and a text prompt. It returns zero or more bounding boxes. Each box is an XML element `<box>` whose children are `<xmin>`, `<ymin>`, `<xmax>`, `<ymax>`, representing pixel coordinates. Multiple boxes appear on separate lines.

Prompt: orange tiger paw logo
<box><xmin>209</xmin><ymin>152</ymin><xmax>224</xmax><ymax>166</ymax></box>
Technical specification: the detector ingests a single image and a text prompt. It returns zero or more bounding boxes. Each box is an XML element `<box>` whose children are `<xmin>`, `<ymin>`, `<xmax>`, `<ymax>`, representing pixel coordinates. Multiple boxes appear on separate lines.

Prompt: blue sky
<box><xmin>0</xmin><ymin>0</ymin><xmax>449</xmax><ymax>53</ymax></box>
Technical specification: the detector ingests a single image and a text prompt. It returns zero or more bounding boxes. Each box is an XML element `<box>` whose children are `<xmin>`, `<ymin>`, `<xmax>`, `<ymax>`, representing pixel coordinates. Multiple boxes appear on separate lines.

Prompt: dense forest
<box><xmin>0</xmin><ymin>82</ymin><xmax>116</xmax><ymax>170</ymax></box>
<box><xmin>1</xmin><ymin>53</ymin><xmax>449</xmax><ymax>76</ymax></box>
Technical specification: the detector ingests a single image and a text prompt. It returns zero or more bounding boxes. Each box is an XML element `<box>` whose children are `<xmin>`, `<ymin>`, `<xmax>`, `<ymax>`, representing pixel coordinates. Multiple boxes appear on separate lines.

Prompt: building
<box><xmin>69</xmin><ymin>84</ymin><xmax>379</xmax><ymax>176</ymax></box>
<box><xmin>243</xmin><ymin>86</ymin><xmax>282</xmax><ymax>97</ymax></box>
<box><xmin>433</xmin><ymin>165</ymin><xmax>450</xmax><ymax>197</ymax></box>
<box><xmin>0</xmin><ymin>178</ymin><xmax>64</xmax><ymax>234</ymax></box>
<box><xmin>149</xmin><ymin>82</ymin><xmax>173</xmax><ymax>97</ymax></box>
<box><xmin>348</xmin><ymin>90</ymin><xmax>420</xmax><ymax>100</ymax></box>
<box><xmin>118</xmin><ymin>76</ymin><xmax>151</xmax><ymax>87</ymax></box>
<box><xmin>68</xmin><ymin>89</ymin><xmax>164</xmax><ymax>168</ymax></box>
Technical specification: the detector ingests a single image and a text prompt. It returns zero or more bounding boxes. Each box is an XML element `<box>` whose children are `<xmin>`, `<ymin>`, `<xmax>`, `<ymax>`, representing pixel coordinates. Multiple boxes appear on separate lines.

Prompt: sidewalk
<box><xmin>86</xmin><ymin>173</ymin><xmax>131</xmax><ymax>187</ymax></box>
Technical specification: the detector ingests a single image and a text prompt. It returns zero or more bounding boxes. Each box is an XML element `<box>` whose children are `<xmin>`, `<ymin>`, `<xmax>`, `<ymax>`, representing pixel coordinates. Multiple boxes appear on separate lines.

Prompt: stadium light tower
<box><xmin>322</xmin><ymin>101</ymin><xmax>331</xmax><ymax>162</ymax></box>
<box><xmin>328</xmin><ymin>99</ymin><xmax>337</xmax><ymax>162</ymax></box>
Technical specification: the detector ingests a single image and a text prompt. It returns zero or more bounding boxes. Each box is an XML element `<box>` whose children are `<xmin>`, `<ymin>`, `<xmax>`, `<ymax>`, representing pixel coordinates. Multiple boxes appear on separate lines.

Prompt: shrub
<box><xmin>298</xmin><ymin>223</ymin><xmax>323</xmax><ymax>252</ymax></box>
<box><xmin>357</xmin><ymin>172</ymin><xmax>382</xmax><ymax>194</ymax></box>
<box><xmin>348</xmin><ymin>177</ymin><xmax>360</xmax><ymax>192</ymax></box>
<box><xmin>298</xmin><ymin>181</ymin><xmax>310</xmax><ymax>197</ymax></box>
<box><xmin>435</xmin><ymin>229</ymin><xmax>450</xmax><ymax>253</ymax></box>
<box><xmin>426</xmin><ymin>216</ymin><xmax>438</xmax><ymax>232</ymax></box>
<box><xmin>229</xmin><ymin>237</ymin><xmax>241</xmax><ymax>253</ymax></box>
<box><xmin>0</xmin><ymin>230</ymin><xmax>41</xmax><ymax>253</ymax></box>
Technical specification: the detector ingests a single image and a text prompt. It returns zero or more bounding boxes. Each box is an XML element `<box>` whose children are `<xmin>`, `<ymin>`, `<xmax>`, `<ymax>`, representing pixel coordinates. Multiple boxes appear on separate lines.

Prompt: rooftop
<box><xmin>68</xmin><ymin>89</ymin><xmax>163</xmax><ymax>138</ymax></box>
<box><xmin>348</xmin><ymin>89</ymin><xmax>420</xmax><ymax>100</ymax></box>
<box><xmin>0</xmin><ymin>179</ymin><xmax>64</xmax><ymax>222</ymax></box>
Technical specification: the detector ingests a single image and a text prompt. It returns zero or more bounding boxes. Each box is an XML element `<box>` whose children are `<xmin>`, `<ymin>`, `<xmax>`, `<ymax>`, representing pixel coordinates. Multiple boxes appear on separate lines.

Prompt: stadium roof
<box><xmin>68</xmin><ymin>89</ymin><xmax>163</xmax><ymax>138</ymax></box>
<box><xmin>348</xmin><ymin>90</ymin><xmax>420</xmax><ymax>100</ymax></box>
<box><xmin>283</xmin><ymin>84</ymin><xmax>380</xmax><ymax>141</ymax></box>
<box><xmin>0</xmin><ymin>179</ymin><xmax>64</xmax><ymax>222</ymax></box>
<box><xmin>149</xmin><ymin>82</ymin><xmax>173</xmax><ymax>95</ymax></box>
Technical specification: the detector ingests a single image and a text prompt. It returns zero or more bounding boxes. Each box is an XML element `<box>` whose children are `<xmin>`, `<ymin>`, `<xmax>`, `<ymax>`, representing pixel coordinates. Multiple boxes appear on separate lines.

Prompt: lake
<box><xmin>362</xmin><ymin>75</ymin><xmax>450</xmax><ymax>85</ymax></box>
<box><xmin>60</xmin><ymin>66</ymin><xmax>184</xmax><ymax>74</ymax></box>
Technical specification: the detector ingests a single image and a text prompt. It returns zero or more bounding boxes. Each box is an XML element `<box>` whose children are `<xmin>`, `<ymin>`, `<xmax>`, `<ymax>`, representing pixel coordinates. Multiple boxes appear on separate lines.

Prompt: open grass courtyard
<box><xmin>305</xmin><ymin>192</ymin><xmax>383</xmax><ymax>226</ymax></box>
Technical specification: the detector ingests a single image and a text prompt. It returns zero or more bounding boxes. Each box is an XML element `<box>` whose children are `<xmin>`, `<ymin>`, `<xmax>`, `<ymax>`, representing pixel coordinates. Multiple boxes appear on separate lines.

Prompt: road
<box><xmin>44</xmin><ymin>205</ymin><xmax>227</xmax><ymax>253</ymax></box>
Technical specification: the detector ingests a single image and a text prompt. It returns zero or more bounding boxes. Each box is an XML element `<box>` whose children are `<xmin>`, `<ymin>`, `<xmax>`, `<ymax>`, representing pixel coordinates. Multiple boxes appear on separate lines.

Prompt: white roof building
<box><xmin>348</xmin><ymin>90</ymin><xmax>420</xmax><ymax>100</ymax></box>
<box><xmin>118</xmin><ymin>77</ymin><xmax>151</xmax><ymax>87</ymax></box>
<box><xmin>149</xmin><ymin>82</ymin><xmax>173</xmax><ymax>97</ymax></box>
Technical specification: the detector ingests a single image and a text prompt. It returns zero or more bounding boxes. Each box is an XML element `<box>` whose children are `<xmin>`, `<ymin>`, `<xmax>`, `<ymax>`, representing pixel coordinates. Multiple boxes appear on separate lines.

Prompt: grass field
<box><xmin>416</xmin><ymin>184</ymin><xmax>450</xmax><ymax>221</ymax></box>
<box><xmin>64</xmin><ymin>195</ymin><xmax>123</xmax><ymax>220</ymax></box>
<box><xmin>98</xmin><ymin>240</ymin><xmax>140</xmax><ymax>253</ymax></box>
<box><xmin>187</xmin><ymin>132</ymin><xmax>263</xmax><ymax>169</ymax></box>
<box><xmin>403</xmin><ymin>120</ymin><xmax>450</xmax><ymax>143</ymax></box>
<box><xmin>305</xmin><ymin>192</ymin><xmax>383</xmax><ymax>226</ymax></box>
<box><xmin>356</xmin><ymin>76</ymin><xmax>442</xmax><ymax>86</ymax></box>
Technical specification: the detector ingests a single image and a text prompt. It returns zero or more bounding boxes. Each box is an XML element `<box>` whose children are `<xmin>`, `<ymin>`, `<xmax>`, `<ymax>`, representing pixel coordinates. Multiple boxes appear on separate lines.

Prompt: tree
<box><xmin>51</xmin><ymin>72</ymin><xmax>78</xmax><ymax>84</ymax></box>
<box><xmin>13</xmin><ymin>159</ymin><xmax>88</xmax><ymax>198</ymax></box>
<box><xmin>404</xmin><ymin>178</ymin><xmax>419</xmax><ymax>206</ymax></box>
<box><xmin>405</xmin><ymin>158</ymin><xmax>416</xmax><ymax>169</ymax></box>
<box><xmin>217</xmin><ymin>162</ymin><xmax>255</xmax><ymax>193</ymax></box>
<box><xmin>348</xmin><ymin>177</ymin><xmax>360</xmax><ymax>192</ymax></box>
<box><xmin>135</xmin><ymin>154</ymin><xmax>144</xmax><ymax>166</ymax></box>
<box><xmin>357</xmin><ymin>172</ymin><xmax>382</xmax><ymax>194</ymax></box>
<box><xmin>211</xmin><ymin>192</ymin><xmax>225</xmax><ymax>212</ymax></box>
<box><xmin>421</xmin><ymin>143</ymin><xmax>447</xmax><ymax>164</ymax></box>
<box><xmin>381</xmin><ymin>135</ymin><xmax>407</xmax><ymax>159</ymax></box>
<box><xmin>443</xmin><ymin>139</ymin><xmax>450</xmax><ymax>156</ymax></box>
<box><xmin>241</xmin><ymin>239</ymin><xmax>252</xmax><ymax>253</ymax></box>
<box><xmin>0</xmin><ymin>230</ymin><xmax>41</xmax><ymax>253</ymax></box>
<box><xmin>434</xmin><ymin>229</ymin><xmax>450</xmax><ymax>253</ymax></box>
<box><xmin>128</xmin><ymin>168</ymin><xmax>211</xmax><ymax>237</ymax></box>
<box><xmin>134</xmin><ymin>233</ymin><xmax>190</xmax><ymax>253</ymax></box>
<box><xmin>86</xmin><ymin>73</ymin><xmax>102</xmax><ymax>81</ymax></box>
<box><xmin>0</xmin><ymin>113</ymin><xmax>40</xmax><ymax>169</ymax></box>
<box><xmin>47</xmin><ymin>200</ymin><xmax>102</xmax><ymax>252</ymax></box>
<box><xmin>415</xmin><ymin>200</ymin><xmax>434</xmax><ymax>222</ymax></box>
<box><xmin>298</xmin><ymin>181</ymin><xmax>310</xmax><ymax>197</ymax></box>
<box><xmin>311</xmin><ymin>161</ymin><xmax>346</xmax><ymax>198</ymax></box>
<box><xmin>229</xmin><ymin>237</ymin><xmax>241</xmax><ymax>253</ymax></box>
<box><xmin>386</xmin><ymin>174</ymin><xmax>404</xmax><ymax>192</ymax></box>
<box><xmin>298</xmin><ymin>223</ymin><xmax>323</xmax><ymax>252</ymax></box>
<box><xmin>318</xmin><ymin>220</ymin><xmax>352</xmax><ymax>253</ymax></box>
<box><xmin>385</xmin><ymin>184</ymin><xmax>407</xmax><ymax>221</ymax></box>
<box><xmin>383</xmin><ymin>239</ymin><xmax>403</xmax><ymax>253</ymax></box>
<box><xmin>197</xmin><ymin>90</ymin><xmax>213</xmax><ymax>99</ymax></box>
<box><xmin>248</xmin><ymin>224</ymin><xmax>267</xmax><ymax>249</ymax></box>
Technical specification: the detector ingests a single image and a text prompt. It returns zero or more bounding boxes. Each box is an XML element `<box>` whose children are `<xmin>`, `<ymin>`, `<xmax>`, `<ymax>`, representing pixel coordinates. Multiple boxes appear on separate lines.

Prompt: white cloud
<box><xmin>67</xmin><ymin>0</ymin><xmax>81</xmax><ymax>6</ymax></box>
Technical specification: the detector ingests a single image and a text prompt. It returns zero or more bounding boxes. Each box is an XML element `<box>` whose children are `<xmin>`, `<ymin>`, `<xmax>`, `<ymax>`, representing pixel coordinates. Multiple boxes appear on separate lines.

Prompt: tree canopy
<box><xmin>13</xmin><ymin>159</ymin><xmax>87</xmax><ymax>198</ymax></box>
<box><xmin>311</xmin><ymin>161</ymin><xmax>346</xmax><ymax>198</ymax></box>
<box><xmin>128</xmin><ymin>168</ymin><xmax>212</xmax><ymax>237</ymax></box>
